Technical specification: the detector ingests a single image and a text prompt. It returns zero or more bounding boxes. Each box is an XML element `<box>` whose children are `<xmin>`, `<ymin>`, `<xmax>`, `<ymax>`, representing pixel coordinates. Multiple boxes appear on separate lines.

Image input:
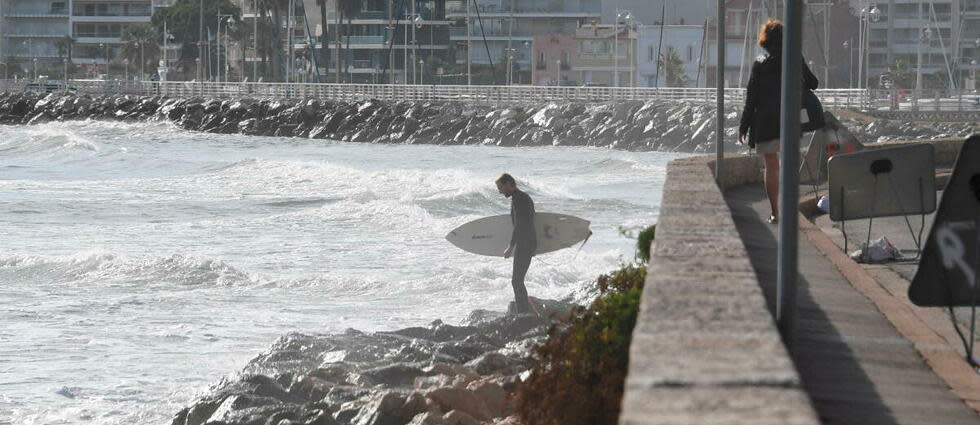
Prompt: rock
<box><xmin>442</xmin><ymin>410</ymin><xmax>482</xmax><ymax>425</ymax></box>
<box><xmin>425</xmin><ymin>388</ymin><xmax>493</xmax><ymax>422</ymax></box>
<box><xmin>464</xmin><ymin>353</ymin><xmax>513</xmax><ymax>376</ymax></box>
<box><xmin>408</xmin><ymin>411</ymin><xmax>448</xmax><ymax>425</ymax></box>
<box><xmin>414</xmin><ymin>374</ymin><xmax>454</xmax><ymax>391</ymax></box>
<box><xmin>359</xmin><ymin>363</ymin><xmax>425</xmax><ymax>387</ymax></box>
<box><xmin>465</xmin><ymin>381</ymin><xmax>508</xmax><ymax>418</ymax></box>
<box><xmin>493</xmin><ymin>415</ymin><xmax>521</xmax><ymax>425</ymax></box>
<box><xmin>350</xmin><ymin>391</ymin><xmax>423</xmax><ymax>425</ymax></box>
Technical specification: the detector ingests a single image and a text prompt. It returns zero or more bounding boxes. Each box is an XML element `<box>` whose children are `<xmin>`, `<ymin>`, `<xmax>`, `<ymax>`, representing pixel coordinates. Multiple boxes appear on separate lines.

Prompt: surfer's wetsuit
<box><xmin>509</xmin><ymin>189</ymin><xmax>537</xmax><ymax>314</ymax></box>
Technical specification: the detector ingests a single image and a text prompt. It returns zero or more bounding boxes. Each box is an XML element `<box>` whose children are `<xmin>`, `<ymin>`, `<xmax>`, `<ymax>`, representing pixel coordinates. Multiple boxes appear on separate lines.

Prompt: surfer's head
<box><xmin>496</xmin><ymin>173</ymin><xmax>517</xmax><ymax>197</ymax></box>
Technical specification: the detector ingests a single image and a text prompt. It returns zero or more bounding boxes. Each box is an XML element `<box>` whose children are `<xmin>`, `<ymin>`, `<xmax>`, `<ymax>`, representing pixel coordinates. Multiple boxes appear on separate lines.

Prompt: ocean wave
<box><xmin>0</xmin><ymin>252</ymin><xmax>255</xmax><ymax>287</ymax></box>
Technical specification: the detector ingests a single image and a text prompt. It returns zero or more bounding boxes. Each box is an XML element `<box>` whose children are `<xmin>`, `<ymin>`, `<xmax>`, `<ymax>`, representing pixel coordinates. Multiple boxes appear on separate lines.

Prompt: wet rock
<box><xmin>425</xmin><ymin>388</ymin><xmax>493</xmax><ymax>422</ymax></box>
<box><xmin>441</xmin><ymin>410</ymin><xmax>482</xmax><ymax>425</ymax></box>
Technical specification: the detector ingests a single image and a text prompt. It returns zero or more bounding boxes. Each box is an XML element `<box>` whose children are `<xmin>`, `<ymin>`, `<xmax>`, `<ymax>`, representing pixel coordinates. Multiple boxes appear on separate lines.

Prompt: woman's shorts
<box><xmin>756</xmin><ymin>138</ymin><xmax>780</xmax><ymax>155</ymax></box>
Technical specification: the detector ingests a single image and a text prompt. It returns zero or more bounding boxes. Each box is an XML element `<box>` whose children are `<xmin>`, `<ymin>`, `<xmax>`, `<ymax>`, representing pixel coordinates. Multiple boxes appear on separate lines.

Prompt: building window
<box><xmin>687</xmin><ymin>46</ymin><xmax>693</xmax><ymax>61</ymax></box>
<box><xmin>51</xmin><ymin>2</ymin><xmax>67</xmax><ymax>14</ymax></box>
<box><xmin>649</xmin><ymin>45</ymin><xmax>655</xmax><ymax>61</ymax></box>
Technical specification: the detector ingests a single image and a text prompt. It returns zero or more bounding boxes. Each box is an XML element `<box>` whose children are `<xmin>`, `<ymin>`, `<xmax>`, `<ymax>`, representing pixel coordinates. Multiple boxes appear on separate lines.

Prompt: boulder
<box><xmin>425</xmin><ymin>388</ymin><xmax>493</xmax><ymax>422</ymax></box>
<box><xmin>465</xmin><ymin>381</ymin><xmax>508</xmax><ymax>418</ymax></box>
<box><xmin>442</xmin><ymin>410</ymin><xmax>482</xmax><ymax>425</ymax></box>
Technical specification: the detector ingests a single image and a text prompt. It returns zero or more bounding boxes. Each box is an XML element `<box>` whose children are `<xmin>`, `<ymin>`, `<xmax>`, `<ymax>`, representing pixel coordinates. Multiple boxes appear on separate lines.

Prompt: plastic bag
<box><xmin>849</xmin><ymin>236</ymin><xmax>902</xmax><ymax>263</ymax></box>
<box><xmin>817</xmin><ymin>195</ymin><xmax>830</xmax><ymax>213</ymax></box>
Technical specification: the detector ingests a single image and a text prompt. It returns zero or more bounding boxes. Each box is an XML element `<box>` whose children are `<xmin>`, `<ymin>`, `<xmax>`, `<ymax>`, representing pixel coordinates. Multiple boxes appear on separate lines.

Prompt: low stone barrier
<box><xmin>619</xmin><ymin>154</ymin><xmax>820</xmax><ymax>425</ymax></box>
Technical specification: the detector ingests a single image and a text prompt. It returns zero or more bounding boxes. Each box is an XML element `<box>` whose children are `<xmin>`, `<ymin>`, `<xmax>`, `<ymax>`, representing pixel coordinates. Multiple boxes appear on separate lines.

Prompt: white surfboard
<box><xmin>446</xmin><ymin>213</ymin><xmax>591</xmax><ymax>257</ymax></box>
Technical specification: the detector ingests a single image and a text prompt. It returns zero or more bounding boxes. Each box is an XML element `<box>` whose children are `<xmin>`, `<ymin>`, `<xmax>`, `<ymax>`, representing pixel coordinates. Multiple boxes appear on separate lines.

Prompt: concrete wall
<box><xmin>619</xmin><ymin>154</ymin><xmax>820</xmax><ymax>425</ymax></box>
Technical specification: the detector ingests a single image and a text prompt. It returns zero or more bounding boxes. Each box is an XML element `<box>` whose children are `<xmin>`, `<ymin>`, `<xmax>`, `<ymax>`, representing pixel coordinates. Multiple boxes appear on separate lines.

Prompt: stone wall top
<box><xmin>618</xmin><ymin>154</ymin><xmax>820</xmax><ymax>425</ymax></box>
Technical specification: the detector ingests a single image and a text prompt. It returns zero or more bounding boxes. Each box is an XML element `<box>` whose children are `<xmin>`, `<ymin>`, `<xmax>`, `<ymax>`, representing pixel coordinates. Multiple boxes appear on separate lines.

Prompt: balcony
<box><xmin>72</xmin><ymin>15</ymin><xmax>151</xmax><ymax>23</ymax></box>
<box><xmin>3</xmin><ymin>33</ymin><xmax>68</xmax><ymax>38</ymax></box>
<box><xmin>3</xmin><ymin>13</ymin><xmax>69</xmax><ymax>18</ymax></box>
<box><xmin>343</xmin><ymin>35</ymin><xmax>386</xmax><ymax>45</ymax></box>
<box><xmin>445</xmin><ymin>6</ymin><xmax>599</xmax><ymax>18</ymax></box>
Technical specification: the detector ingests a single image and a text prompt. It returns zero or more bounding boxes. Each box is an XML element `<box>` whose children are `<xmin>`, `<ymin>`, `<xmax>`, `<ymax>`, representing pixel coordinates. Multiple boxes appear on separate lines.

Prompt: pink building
<box><xmin>531</xmin><ymin>35</ymin><xmax>577</xmax><ymax>86</ymax></box>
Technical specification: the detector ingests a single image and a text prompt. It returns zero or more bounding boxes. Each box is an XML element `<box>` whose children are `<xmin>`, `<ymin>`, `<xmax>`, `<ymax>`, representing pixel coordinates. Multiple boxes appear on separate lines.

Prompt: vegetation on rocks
<box><xmin>515</xmin><ymin>235</ymin><xmax>651</xmax><ymax>425</ymax></box>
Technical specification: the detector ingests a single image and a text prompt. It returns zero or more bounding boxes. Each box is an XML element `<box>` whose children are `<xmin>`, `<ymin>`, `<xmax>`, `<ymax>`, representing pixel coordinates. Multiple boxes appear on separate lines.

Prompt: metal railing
<box><xmin>1</xmin><ymin>79</ymin><xmax>977</xmax><ymax>111</ymax></box>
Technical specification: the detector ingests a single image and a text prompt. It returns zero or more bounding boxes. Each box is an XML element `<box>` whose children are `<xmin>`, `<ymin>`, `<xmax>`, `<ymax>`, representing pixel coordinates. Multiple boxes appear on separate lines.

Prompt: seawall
<box><xmin>620</xmin><ymin>154</ymin><xmax>821</xmax><ymax>424</ymax></box>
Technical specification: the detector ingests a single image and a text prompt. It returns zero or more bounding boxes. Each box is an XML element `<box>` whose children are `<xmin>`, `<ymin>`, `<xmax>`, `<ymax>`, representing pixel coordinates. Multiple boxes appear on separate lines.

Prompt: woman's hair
<box><xmin>758</xmin><ymin>19</ymin><xmax>783</xmax><ymax>54</ymax></box>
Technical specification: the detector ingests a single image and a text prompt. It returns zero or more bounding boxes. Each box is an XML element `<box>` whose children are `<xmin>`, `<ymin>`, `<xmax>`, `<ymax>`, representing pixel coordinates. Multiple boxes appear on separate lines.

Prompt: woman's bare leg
<box><xmin>764</xmin><ymin>152</ymin><xmax>780</xmax><ymax>220</ymax></box>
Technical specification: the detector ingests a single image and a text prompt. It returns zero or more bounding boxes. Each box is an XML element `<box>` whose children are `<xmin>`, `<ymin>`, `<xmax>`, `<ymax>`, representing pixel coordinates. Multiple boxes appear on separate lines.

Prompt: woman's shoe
<box><xmin>767</xmin><ymin>215</ymin><xmax>779</xmax><ymax>224</ymax></box>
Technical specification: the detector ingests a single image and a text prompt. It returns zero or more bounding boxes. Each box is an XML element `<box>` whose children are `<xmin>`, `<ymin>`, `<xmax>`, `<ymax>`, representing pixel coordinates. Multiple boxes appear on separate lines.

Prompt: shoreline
<box><xmin>171</xmin><ymin>298</ymin><xmax>576</xmax><ymax>425</ymax></box>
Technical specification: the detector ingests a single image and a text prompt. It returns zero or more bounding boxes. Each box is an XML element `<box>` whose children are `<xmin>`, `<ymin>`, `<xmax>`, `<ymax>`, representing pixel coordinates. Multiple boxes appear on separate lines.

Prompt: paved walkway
<box><xmin>726</xmin><ymin>183</ymin><xmax>979</xmax><ymax>425</ymax></box>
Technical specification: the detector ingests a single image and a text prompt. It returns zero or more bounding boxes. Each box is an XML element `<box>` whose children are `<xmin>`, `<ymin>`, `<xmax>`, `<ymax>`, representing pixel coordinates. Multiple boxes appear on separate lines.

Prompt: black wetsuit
<box><xmin>509</xmin><ymin>189</ymin><xmax>536</xmax><ymax>313</ymax></box>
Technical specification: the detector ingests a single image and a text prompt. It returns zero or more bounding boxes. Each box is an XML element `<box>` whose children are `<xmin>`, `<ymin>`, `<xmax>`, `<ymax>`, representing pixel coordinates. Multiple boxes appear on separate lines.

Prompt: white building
<box><xmin>635</xmin><ymin>25</ymin><xmax>704</xmax><ymax>87</ymax></box>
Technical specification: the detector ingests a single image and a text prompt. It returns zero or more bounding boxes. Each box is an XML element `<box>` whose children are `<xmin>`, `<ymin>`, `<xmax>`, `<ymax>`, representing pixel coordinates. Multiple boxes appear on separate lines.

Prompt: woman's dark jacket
<box><xmin>739</xmin><ymin>54</ymin><xmax>819</xmax><ymax>147</ymax></box>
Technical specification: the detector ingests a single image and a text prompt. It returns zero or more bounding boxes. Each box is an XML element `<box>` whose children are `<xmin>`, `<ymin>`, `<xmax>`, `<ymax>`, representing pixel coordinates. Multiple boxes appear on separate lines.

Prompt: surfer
<box><xmin>496</xmin><ymin>173</ymin><xmax>537</xmax><ymax>315</ymax></box>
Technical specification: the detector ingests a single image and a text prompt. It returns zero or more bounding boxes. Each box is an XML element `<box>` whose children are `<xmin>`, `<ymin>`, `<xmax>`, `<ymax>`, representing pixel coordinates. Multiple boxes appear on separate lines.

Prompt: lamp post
<box><xmin>844</xmin><ymin>40</ymin><xmax>853</xmax><ymax>88</ymax></box>
<box><xmin>614</xmin><ymin>10</ymin><xmax>633</xmax><ymax>87</ymax></box>
<box><xmin>32</xmin><ymin>58</ymin><xmax>37</xmax><ymax>81</ymax></box>
<box><xmin>217</xmin><ymin>14</ymin><xmax>234</xmax><ymax>83</ymax></box>
<box><xmin>915</xmin><ymin>27</ymin><xmax>931</xmax><ymax>94</ymax></box>
<box><xmin>124</xmin><ymin>58</ymin><xmax>129</xmax><ymax>81</ymax></box>
<box><xmin>972</xmin><ymin>60</ymin><xmax>978</xmax><ymax>92</ymax></box>
<box><xmin>413</xmin><ymin>14</ymin><xmax>423</xmax><ymax>85</ymax></box>
<box><xmin>419</xmin><ymin>59</ymin><xmax>424</xmax><ymax>84</ymax></box>
<box><xmin>63</xmin><ymin>58</ymin><xmax>68</xmax><ymax>87</ymax></box>
<box><xmin>100</xmin><ymin>43</ymin><xmax>108</xmax><ymax>80</ymax></box>
<box><xmin>858</xmin><ymin>4</ymin><xmax>880</xmax><ymax>89</ymax></box>
<box><xmin>556</xmin><ymin>59</ymin><xmax>561</xmax><ymax>86</ymax></box>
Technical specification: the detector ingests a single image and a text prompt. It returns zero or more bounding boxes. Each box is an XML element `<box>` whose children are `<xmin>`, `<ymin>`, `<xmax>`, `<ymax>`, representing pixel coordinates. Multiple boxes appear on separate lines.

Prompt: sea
<box><xmin>0</xmin><ymin>120</ymin><xmax>685</xmax><ymax>424</ymax></box>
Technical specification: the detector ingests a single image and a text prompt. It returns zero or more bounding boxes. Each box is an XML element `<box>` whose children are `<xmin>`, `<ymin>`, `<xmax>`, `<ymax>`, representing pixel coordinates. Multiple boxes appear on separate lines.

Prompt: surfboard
<box><xmin>446</xmin><ymin>213</ymin><xmax>591</xmax><ymax>257</ymax></box>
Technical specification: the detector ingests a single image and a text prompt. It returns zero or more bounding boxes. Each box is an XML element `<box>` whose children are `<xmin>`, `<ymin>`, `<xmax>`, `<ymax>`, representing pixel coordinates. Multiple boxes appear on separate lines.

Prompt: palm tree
<box><xmin>122</xmin><ymin>24</ymin><xmax>159</xmax><ymax>80</ymax></box>
<box><xmin>54</xmin><ymin>35</ymin><xmax>75</xmax><ymax>63</ymax></box>
<box><xmin>659</xmin><ymin>47</ymin><xmax>689</xmax><ymax>87</ymax></box>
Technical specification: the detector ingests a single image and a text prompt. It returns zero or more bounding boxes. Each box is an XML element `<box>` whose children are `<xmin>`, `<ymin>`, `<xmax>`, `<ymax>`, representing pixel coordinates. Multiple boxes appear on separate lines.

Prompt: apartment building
<box><xmin>635</xmin><ymin>25</ymin><xmax>704</xmax><ymax>87</ymax></box>
<box><xmin>530</xmin><ymin>34</ymin><xmax>575</xmax><ymax>85</ymax></box>
<box><xmin>957</xmin><ymin>0</ymin><xmax>979</xmax><ymax>88</ymax></box>
<box><xmin>1</xmin><ymin>0</ymin><xmax>152</xmax><ymax>76</ymax></box>
<box><xmin>1</xmin><ymin>0</ymin><xmax>72</xmax><ymax>73</ymax></box>
<box><xmin>316</xmin><ymin>0</ymin><xmax>451</xmax><ymax>84</ymax></box>
<box><xmin>866</xmin><ymin>0</ymin><xmax>960</xmax><ymax>87</ymax></box>
<box><xmin>72</xmin><ymin>1</ymin><xmax>153</xmax><ymax>69</ymax></box>
<box><xmin>448</xmin><ymin>0</ymin><xmax>600</xmax><ymax>84</ymax></box>
<box><xmin>572</xmin><ymin>22</ymin><xmax>637</xmax><ymax>86</ymax></box>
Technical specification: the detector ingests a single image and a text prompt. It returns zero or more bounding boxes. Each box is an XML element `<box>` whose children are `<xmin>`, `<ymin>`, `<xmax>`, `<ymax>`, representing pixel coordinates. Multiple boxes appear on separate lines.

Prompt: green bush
<box><xmin>636</xmin><ymin>225</ymin><xmax>656</xmax><ymax>262</ymax></box>
<box><xmin>516</xmin><ymin>264</ymin><xmax>647</xmax><ymax>425</ymax></box>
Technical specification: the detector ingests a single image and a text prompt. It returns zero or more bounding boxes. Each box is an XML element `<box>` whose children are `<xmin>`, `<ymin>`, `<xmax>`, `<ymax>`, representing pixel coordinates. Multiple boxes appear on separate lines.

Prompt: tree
<box><xmin>658</xmin><ymin>47</ymin><xmax>689</xmax><ymax>87</ymax></box>
<box><xmin>54</xmin><ymin>36</ymin><xmax>75</xmax><ymax>63</ymax></box>
<box><xmin>882</xmin><ymin>58</ymin><xmax>915</xmax><ymax>89</ymax></box>
<box><xmin>151</xmin><ymin>0</ymin><xmax>241</xmax><ymax>79</ymax></box>
<box><xmin>122</xmin><ymin>24</ymin><xmax>160</xmax><ymax>79</ymax></box>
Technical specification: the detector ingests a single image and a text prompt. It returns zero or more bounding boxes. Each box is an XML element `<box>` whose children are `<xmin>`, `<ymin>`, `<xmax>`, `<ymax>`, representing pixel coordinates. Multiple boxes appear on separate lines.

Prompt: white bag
<box><xmin>849</xmin><ymin>236</ymin><xmax>902</xmax><ymax>263</ymax></box>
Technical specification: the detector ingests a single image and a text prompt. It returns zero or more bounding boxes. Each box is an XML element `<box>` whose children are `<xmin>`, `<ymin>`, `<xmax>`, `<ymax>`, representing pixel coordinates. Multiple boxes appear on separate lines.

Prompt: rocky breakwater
<box><xmin>0</xmin><ymin>91</ymin><xmax>744</xmax><ymax>152</ymax></box>
<box><xmin>171</xmin><ymin>299</ymin><xmax>572</xmax><ymax>425</ymax></box>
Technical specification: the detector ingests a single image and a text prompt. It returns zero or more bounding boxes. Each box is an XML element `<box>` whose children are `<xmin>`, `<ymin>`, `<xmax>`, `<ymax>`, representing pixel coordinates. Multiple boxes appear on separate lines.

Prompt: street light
<box><xmin>413</xmin><ymin>14</ymin><xmax>423</xmax><ymax>85</ymax></box>
<box><xmin>124</xmin><ymin>58</ymin><xmax>130</xmax><ymax>81</ymax></box>
<box><xmin>614</xmin><ymin>10</ymin><xmax>633</xmax><ymax>87</ymax></box>
<box><xmin>419</xmin><ymin>59</ymin><xmax>424</xmax><ymax>85</ymax></box>
<box><xmin>915</xmin><ymin>27</ymin><xmax>932</xmax><ymax>94</ymax></box>
<box><xmin>100</xmin><ymin>43</ymin><xmax>108</xmax><ymax>80</ymax></box>
<box><xmin>972</xmin><ymin>60</ymin><xmax>978</xmax><ymax>92</ymax></box>
<box><xmin>858</xmin><ymin>4</ymin><xmax>880</xmax><ymax>89</ymax></box>
<box><xmin>843</xmin><ymin>40</ymin><xmax>854</xmax><ymax>88</ymax></box>
<box><xmin>32</xmin><ymin>58</ymin><xmax>37</xmax><ymax>81</ymax></box>
<box><xmin>556</xmin><ymin>59</ymin><xmax>562</xmax><ymax>86</ymax></box>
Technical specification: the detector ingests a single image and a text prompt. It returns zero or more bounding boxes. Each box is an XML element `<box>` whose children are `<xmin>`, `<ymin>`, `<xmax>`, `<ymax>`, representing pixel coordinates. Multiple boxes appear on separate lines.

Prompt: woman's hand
<box><xmin>738</xmin><ymin>133</ymin><xmax>746</xmax><ymax>145</ymax></box>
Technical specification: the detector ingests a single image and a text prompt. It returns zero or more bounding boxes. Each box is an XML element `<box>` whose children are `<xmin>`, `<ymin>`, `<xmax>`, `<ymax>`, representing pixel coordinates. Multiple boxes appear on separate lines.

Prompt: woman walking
<box><xmin>738</xmin><ymin>19</ymin><xmax>819</xmax><ymax>224</ymax></box>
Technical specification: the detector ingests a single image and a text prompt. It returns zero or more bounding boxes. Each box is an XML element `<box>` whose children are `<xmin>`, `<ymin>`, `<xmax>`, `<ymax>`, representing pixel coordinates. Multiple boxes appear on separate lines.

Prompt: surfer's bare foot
<box><xmin>527</xmin><ymin>300</ymin><xmax>542</xmax><ymax>317</ymax></box>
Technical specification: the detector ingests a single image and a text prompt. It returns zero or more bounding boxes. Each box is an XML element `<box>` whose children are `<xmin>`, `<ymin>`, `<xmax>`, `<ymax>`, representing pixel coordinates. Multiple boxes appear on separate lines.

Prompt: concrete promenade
<box><xmin>728</xmin><ymin>184</ymin><xmax>978</xmax><ymax>424</ymax></box>
<box><xmin>620</xmin><ymin>149</ymin><xmax>980</xmax><ymax>424</ymax></box>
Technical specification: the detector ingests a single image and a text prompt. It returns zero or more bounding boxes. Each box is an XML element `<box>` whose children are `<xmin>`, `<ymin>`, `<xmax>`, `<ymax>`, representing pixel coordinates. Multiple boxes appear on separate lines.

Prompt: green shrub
<box><xmin>636</xmin><ymin>225</ymin><xmax>656</xmax><ymax>262</ymax></box>
<box><xmin>516</xmin><ymin>264</ymin><xmax>647</xmax><ymax>425</ymax></box>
